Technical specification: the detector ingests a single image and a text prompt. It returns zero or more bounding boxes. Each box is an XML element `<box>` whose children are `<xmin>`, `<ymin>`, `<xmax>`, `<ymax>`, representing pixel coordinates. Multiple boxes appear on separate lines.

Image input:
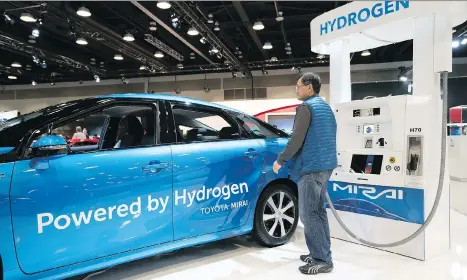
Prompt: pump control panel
<box><xmin>333</xmin><ymin>95</ymin><xmax>430</xmax><ymax>188</ymax></box>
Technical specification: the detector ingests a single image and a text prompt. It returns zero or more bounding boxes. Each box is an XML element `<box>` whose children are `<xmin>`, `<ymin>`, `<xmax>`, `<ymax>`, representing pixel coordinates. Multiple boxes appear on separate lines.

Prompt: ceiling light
<box><xmin>154</xmin><ymin>51</ymin><xmax>164</xmax><ymax>58</ymax></box>
<box><xmin>210</xmin><ymin>46</ymin><xmax>219</xmax><ymax>53</ymax></box>
<box><xmin>263</xmin><ymin>41</ymin><xmax>273</xmax><ymax>49</ymax></box>
<box><xmin>8</xmin><ymin>76</ymin><xmax>17</xmax><ymax>80</ymax></box>
<box><xmin>20</xmin><ymin>13</ymin><xmax>36</xmax><ymax>23</ymax></box>
<box><xmin>94</xmin><ymin>75</ymin><xmax>100</xmax><ymax>83</ymax></box>
<box><xmin>317</xmin><ymin>54</ymin><xmax>325</xmax><ymax>59</ymax></box>
<box><xmin>361</xmin><ymin>50</ymin><xmax>371</xmax><ymax>56</ymax></box>
<box><xmin>114</xmin><ymin>54</ymin><xmax>123</xmax><ymax>60</ymax></box>
<box><xmin>123</xmin><ymin>33</ymin><xmax>135</xmax><ymax>42</ymax></box>
<box><xmin>32</xmin><ymin>29</ymin><xmax>39</xmax><ymax>37</ymax></box>
<box><xmin>157</xmin><ymin>1</ymin><xmax>171</xmax><ymax>9</ymax></box>
<box><xmin>452</xmin><ymin>40</ymin><xmax>460</xmax><ymax>48</ymax></box>
<box><xmin>462</xmin><ymin>38</ymin><xmax>467</xmax><ymax>45</ymax></box>
<box><xmin>11</xmin><ymin>62</ymin><xmax>21</xmax><ymax>68</ymax></box>
<box><xmin>77</xmin><ymin>6</ymin><xmax>91</xmax><ymax>17</ymax></box>
<box><xmin>200</xmin><ymin>37</ymin><xmax>206</xmax><ymax>44</ymax></box>
<box><xmin>207</xmin><ymin>14</ymin><xmax>214</xmax><ymax>24</ymax></box>
<box><xmin>214</xmin><ymin>21</ymin><xmax>220</xmax><ymax>31</ymax></box>
<box><xmin>253</xmin><ymin>21</ymin><xmax>264</xmax><ymax>30</ymax></box>
<box><xmin>76</xmin><ymin>37</ymin><xmax>88</xmax><ymax>45</ymax></box>
<box><xmin>171</xmin><ymin>14</ymin><xmax>179</xmax><ymax>23</ymax></box>
<box><xmin>177</xmin><ymin>63</ymin><xmax>183</xmax><ymax>69</ymax></box>
<box><xmin>270</xmin><ymin>57</ymin><xmax>278</xmax><ymax>62</ymax></box>
<box><xmin>399</xmin><ymin>75</ymin><xmax>408</xmax><ymax>82</ymax></box>
<box><xmin>187</xmin><ymin>27</ymin><xmax>199</xmax><ymax>36</ymax></box>
<box><xmin>149</xmin><ymin>22</ymin><xmax>157</xmax><ymax>31</ymax></box>
<box><xmin>139</xmin><ymin>65</ymin><xmax>147</xmax><ymax>70</ymax></box>
<box><xmin>276</xmin><ymin>12</ymin><xmax>284</xmax><ymax>22</ymax></box>
<box><xmin>285</xmin><ymin>43</ymin><xmax>291</xmax><ymax>51</ymax></box>
<box><xmin>32</xmin><ymin>80</ymin><xmax>36</xmax><ymax>86</ymax></box>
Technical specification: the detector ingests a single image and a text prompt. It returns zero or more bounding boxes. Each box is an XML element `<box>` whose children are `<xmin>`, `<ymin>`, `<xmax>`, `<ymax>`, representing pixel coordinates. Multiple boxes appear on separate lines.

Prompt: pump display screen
<box><xmin>353</xmin><ymin>108</ymin><xmax>381</xmax><ymax>117</ymax></box>
<box><xmin>350</xmin><ymin>154</ymin><xmax>383</xmax><ymax>174</ymax></box>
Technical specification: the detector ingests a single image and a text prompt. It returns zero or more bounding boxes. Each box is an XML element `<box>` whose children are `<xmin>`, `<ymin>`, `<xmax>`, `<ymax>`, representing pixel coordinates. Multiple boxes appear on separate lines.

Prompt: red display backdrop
<box><xmin>254</xmin><ymin>105</ymin><xmax>299</xmax><ymax>121</ymax></box>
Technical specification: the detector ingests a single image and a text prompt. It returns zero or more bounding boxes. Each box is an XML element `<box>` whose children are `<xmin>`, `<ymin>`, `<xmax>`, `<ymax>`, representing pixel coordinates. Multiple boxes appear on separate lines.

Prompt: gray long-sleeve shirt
<box><xmin>277</xmin><ymin>105</ymin><xmax>311</xmax><ymax>165</ymax></box>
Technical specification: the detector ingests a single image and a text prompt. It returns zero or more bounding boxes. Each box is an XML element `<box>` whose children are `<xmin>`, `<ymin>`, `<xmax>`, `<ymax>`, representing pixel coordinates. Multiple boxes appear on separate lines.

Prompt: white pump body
<box><xmin>310</xmin><ymin>1</ymin><xmax>467</xmax><ymax>260</ymax></box>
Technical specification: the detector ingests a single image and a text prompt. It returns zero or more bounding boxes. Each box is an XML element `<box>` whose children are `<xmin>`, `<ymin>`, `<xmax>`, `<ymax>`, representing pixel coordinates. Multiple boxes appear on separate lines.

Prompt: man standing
<box><xmin>273</xmin><ymin>72</ymin><xmax>337</xmax><ymax>275</ymax></box>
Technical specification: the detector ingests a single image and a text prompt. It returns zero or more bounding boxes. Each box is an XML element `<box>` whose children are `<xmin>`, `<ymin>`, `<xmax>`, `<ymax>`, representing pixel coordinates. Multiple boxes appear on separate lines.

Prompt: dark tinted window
<box><xmin>0</xmin><ymin>99</ymin><xmax>103</xmax><ymax>150</ymax></box>
<box><xmin>169</xmin><ymin>103</ymin><xmax>241</xmax><ymax>143</ymax></box>
<box><xmin>25</xmin><ymin>104</ymin><xmax>156</xmax><ymax>158</ymax></box>
<box><xmin>232</xmin><ymin>112</ymin><xmax>289</xmax><ymax>139</ymax></box>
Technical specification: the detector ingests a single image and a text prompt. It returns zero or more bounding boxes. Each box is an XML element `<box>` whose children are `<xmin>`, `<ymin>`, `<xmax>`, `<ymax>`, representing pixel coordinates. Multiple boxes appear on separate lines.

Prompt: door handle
<box><xmin>142</xmin><ymin>160</ymin><xmax>169</xmax><ymax>174</ymax></box>
<box><xmin>244</xmin><ymin>148</ymin><xmax>258</xmax><ymax>158</ymax></box>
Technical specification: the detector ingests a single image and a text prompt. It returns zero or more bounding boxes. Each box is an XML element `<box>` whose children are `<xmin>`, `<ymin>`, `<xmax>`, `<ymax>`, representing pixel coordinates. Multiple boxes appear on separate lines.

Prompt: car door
<box><xmin>233</xmin><ymin>112</ymin><xmax>292</xmax><ymax>181</ymax></box>
<box><xmin>10</xmin><ymin>102</ymin><xmax>174</xmax><ymax>274</ymax></box>
<box><xmin>161</xmin><ymin>101</ymin><xmax>265</xmax><ymax>240</ymax></box>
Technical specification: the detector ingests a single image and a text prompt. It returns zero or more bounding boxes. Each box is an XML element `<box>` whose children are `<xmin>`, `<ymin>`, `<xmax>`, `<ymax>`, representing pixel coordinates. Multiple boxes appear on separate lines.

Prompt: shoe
<box><xmin>299</xmin><ymin>262</ymin><xmax>334</xmax><ymax>275</ymax></box>
<box><xmin>300</xmin><ymin>254</ymin><xmax>313</xmax><ymax>263</ymax></box>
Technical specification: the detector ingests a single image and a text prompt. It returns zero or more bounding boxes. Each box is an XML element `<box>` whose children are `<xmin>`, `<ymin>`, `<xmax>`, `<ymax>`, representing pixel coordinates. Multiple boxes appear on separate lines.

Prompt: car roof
<box><xmin>98</xmin><ymin>93</ymin><xmax>243</xmax><ymax>113</ymax></box>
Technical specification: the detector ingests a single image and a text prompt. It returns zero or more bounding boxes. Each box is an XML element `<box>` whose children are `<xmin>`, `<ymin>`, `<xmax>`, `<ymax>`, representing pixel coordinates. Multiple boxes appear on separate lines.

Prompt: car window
<box><xmin>25</xmin><ymin>104</ymin><xmax>156</xmax><ymax>158</ymax></box>
<box><xmin>171</xmin><ymin>105</ymin><xmax>240</xmax><ymax>143</ymax></box>
<box><xmin>234</xmin><ymin>113</ymin><xmax>289</xmax><ymax>139</ymax></box>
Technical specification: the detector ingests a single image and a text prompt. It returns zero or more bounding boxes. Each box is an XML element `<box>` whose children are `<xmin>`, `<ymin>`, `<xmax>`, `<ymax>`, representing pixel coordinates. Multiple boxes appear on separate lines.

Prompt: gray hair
<box><xmin>76</xmin><ymin>126</ymin><xmax>82</xmax><ymax>132</ymax></box>
<box><xmin>298</xmin><ymin>72</ymin><xmax>321</xmax><ymax>94</ymax></box>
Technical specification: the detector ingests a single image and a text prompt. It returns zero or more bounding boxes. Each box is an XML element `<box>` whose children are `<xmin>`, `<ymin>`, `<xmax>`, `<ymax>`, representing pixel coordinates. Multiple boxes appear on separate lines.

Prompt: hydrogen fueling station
<box><xmin>310</xmin><ymin>0</ymin><xmax>466</xmax><ymax>261</ymax></box>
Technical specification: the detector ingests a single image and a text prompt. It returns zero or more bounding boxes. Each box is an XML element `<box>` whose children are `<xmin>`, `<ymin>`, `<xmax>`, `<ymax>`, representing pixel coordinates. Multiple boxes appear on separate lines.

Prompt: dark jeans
<box><xmin>298</xmin><ymin>170</ymin><xmax>333</xmax><ymax>264</ymax></box>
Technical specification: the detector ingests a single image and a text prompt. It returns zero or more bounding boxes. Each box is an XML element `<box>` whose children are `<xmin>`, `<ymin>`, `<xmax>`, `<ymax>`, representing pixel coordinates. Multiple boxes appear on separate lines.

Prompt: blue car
<box><xmin>0</xmin><ymin>94</ymin><xmax>299</xmax><ymax>279</ymax></box>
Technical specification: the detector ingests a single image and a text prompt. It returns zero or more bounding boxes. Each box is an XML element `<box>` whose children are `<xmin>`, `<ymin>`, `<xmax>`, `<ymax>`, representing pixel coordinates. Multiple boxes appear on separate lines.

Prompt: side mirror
<box><xmin>30</xmin><ymin>135</ymin><xmax>68</xmax><ymax>157</ymax></box>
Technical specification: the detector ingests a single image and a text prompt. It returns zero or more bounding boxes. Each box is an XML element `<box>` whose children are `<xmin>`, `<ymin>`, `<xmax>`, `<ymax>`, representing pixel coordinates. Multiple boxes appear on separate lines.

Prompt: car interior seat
<box><xmin>218</xmin><ymin>127</ymin><xmax>240</xmax><ymax>140</ymax></box>
<box><xmin>186</xmin><ymin>128</ymin><xmax>200</xmax><ymax>142</ymax></box>
<box><xmin>119</xmin><ymin>116</ymin><xmax>145</xmax><ymax>148</ymax></box>
<box><xmin>141</xmin><ymin>115</ymin><xmax>155</xmax><ymax>146</ymax></box>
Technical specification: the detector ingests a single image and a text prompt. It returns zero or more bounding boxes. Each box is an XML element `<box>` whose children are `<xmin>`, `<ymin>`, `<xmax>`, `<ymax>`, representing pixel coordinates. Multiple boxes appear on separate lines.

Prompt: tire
<box><xmin>253</xmin><ymin>183</ymin><xmax>299</xmax><ymax>247</ymax></box>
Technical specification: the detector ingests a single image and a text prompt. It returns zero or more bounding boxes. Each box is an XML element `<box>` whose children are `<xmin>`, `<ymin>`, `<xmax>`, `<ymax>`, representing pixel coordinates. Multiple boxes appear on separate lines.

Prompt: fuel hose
<box><xmin>325</xmin><ymin>72</ymin><xmax>449</xmax><ymax>248</ymax></box>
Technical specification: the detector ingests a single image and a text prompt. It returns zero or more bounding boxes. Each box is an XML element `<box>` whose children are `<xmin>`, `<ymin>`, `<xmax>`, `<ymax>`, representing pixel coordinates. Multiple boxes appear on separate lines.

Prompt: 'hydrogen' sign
<box><xmin>320</xmin><ymin>1</ymin><xmax>410</xmax><ymax>36</ymax></box>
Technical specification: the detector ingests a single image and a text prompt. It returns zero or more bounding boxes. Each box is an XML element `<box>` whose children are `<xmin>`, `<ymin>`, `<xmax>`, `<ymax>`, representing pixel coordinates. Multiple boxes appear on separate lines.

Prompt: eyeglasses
<box><xmin>295</xmin><ymin>84</ymin><xmax>307</xmax><ymax>90</ymax></box>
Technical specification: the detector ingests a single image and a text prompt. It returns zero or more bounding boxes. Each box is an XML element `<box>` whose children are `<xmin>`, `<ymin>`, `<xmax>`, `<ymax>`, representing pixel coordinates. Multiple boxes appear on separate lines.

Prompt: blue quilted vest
<box><xmin>291</xmin><ymin>95</ymin><xmax>337</xmax><ymax>178</ymax></box>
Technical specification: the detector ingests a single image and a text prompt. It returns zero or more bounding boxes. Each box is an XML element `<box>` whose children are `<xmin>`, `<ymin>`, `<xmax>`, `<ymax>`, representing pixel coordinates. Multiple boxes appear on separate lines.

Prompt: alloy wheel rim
<box><xmin>262</xmin><ymin>191</ymin><xmax>296</xmax><ymax>238</ymax></box>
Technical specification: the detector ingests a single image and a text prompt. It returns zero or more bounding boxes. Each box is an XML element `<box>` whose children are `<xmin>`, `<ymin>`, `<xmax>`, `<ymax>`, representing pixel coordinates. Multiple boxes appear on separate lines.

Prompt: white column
<box><xmin>412</xmin><ymin>15</ymin><xmax>438</xmax><ymax>98</ymax></box>
<box><xmin>329</xmin><ymin>39</ymin><xmax>351</xmax><ymax>106</ymax></box>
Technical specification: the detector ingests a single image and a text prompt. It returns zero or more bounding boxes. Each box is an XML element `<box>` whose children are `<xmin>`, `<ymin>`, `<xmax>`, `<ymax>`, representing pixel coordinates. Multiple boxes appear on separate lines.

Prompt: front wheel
<box><xmin>253</xmin><ymin>184</ymin><xmax>299</xmax><ymax>247</ymax></box>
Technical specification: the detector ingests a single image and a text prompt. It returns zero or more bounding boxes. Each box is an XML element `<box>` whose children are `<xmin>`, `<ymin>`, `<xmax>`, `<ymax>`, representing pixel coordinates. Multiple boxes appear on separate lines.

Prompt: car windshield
<box><xmin>0</xmin><ymin>112</ymin><xmax>43</xmax><ymax>132</ymax></box>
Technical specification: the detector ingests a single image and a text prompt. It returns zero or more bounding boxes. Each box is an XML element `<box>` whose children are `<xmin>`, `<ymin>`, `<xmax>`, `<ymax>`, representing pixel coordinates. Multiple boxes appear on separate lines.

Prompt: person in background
<box><xmin>83</xmin><ymin>128</ymin><xmax>89</xmax><ymax>139</ymax></box>
<box><xmin>72</xmin><ymin>126</ymin><xmax>86</xmax><ymax>140</ymax></box>
<box><xmin>273</xmin><ymin>72</ymin><xmax>337</xmax><ymax>275</ymax></box>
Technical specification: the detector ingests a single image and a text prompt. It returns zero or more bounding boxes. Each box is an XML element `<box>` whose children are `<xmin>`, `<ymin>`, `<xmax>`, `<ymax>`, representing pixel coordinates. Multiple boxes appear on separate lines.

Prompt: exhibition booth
<box><xmin>310</xmin><ymin>0</ymin><xmax>466</xmax><ymax>261</ymax></box>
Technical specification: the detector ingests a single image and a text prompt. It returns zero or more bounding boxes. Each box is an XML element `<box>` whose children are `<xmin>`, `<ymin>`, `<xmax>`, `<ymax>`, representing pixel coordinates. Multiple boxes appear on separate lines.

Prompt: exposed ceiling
<box><xmin>1</xmin><ymin>1</ymin><xmax>467</xmax><ymax>86</ymax></box>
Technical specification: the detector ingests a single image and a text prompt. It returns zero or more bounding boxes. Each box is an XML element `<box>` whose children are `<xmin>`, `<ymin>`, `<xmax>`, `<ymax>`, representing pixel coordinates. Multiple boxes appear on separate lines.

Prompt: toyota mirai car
<box><xmin>0</xmin><ymin>93</ymin><xmax>299</xmax><ymax>280</ymax></box>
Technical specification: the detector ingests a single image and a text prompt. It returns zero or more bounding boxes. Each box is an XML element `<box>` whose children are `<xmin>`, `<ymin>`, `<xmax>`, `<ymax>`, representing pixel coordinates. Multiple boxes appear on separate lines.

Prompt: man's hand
<box><xmin>273</xmin><ymin>161</ymin><xmax>282</xmax><ymax>174</ymax></box>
